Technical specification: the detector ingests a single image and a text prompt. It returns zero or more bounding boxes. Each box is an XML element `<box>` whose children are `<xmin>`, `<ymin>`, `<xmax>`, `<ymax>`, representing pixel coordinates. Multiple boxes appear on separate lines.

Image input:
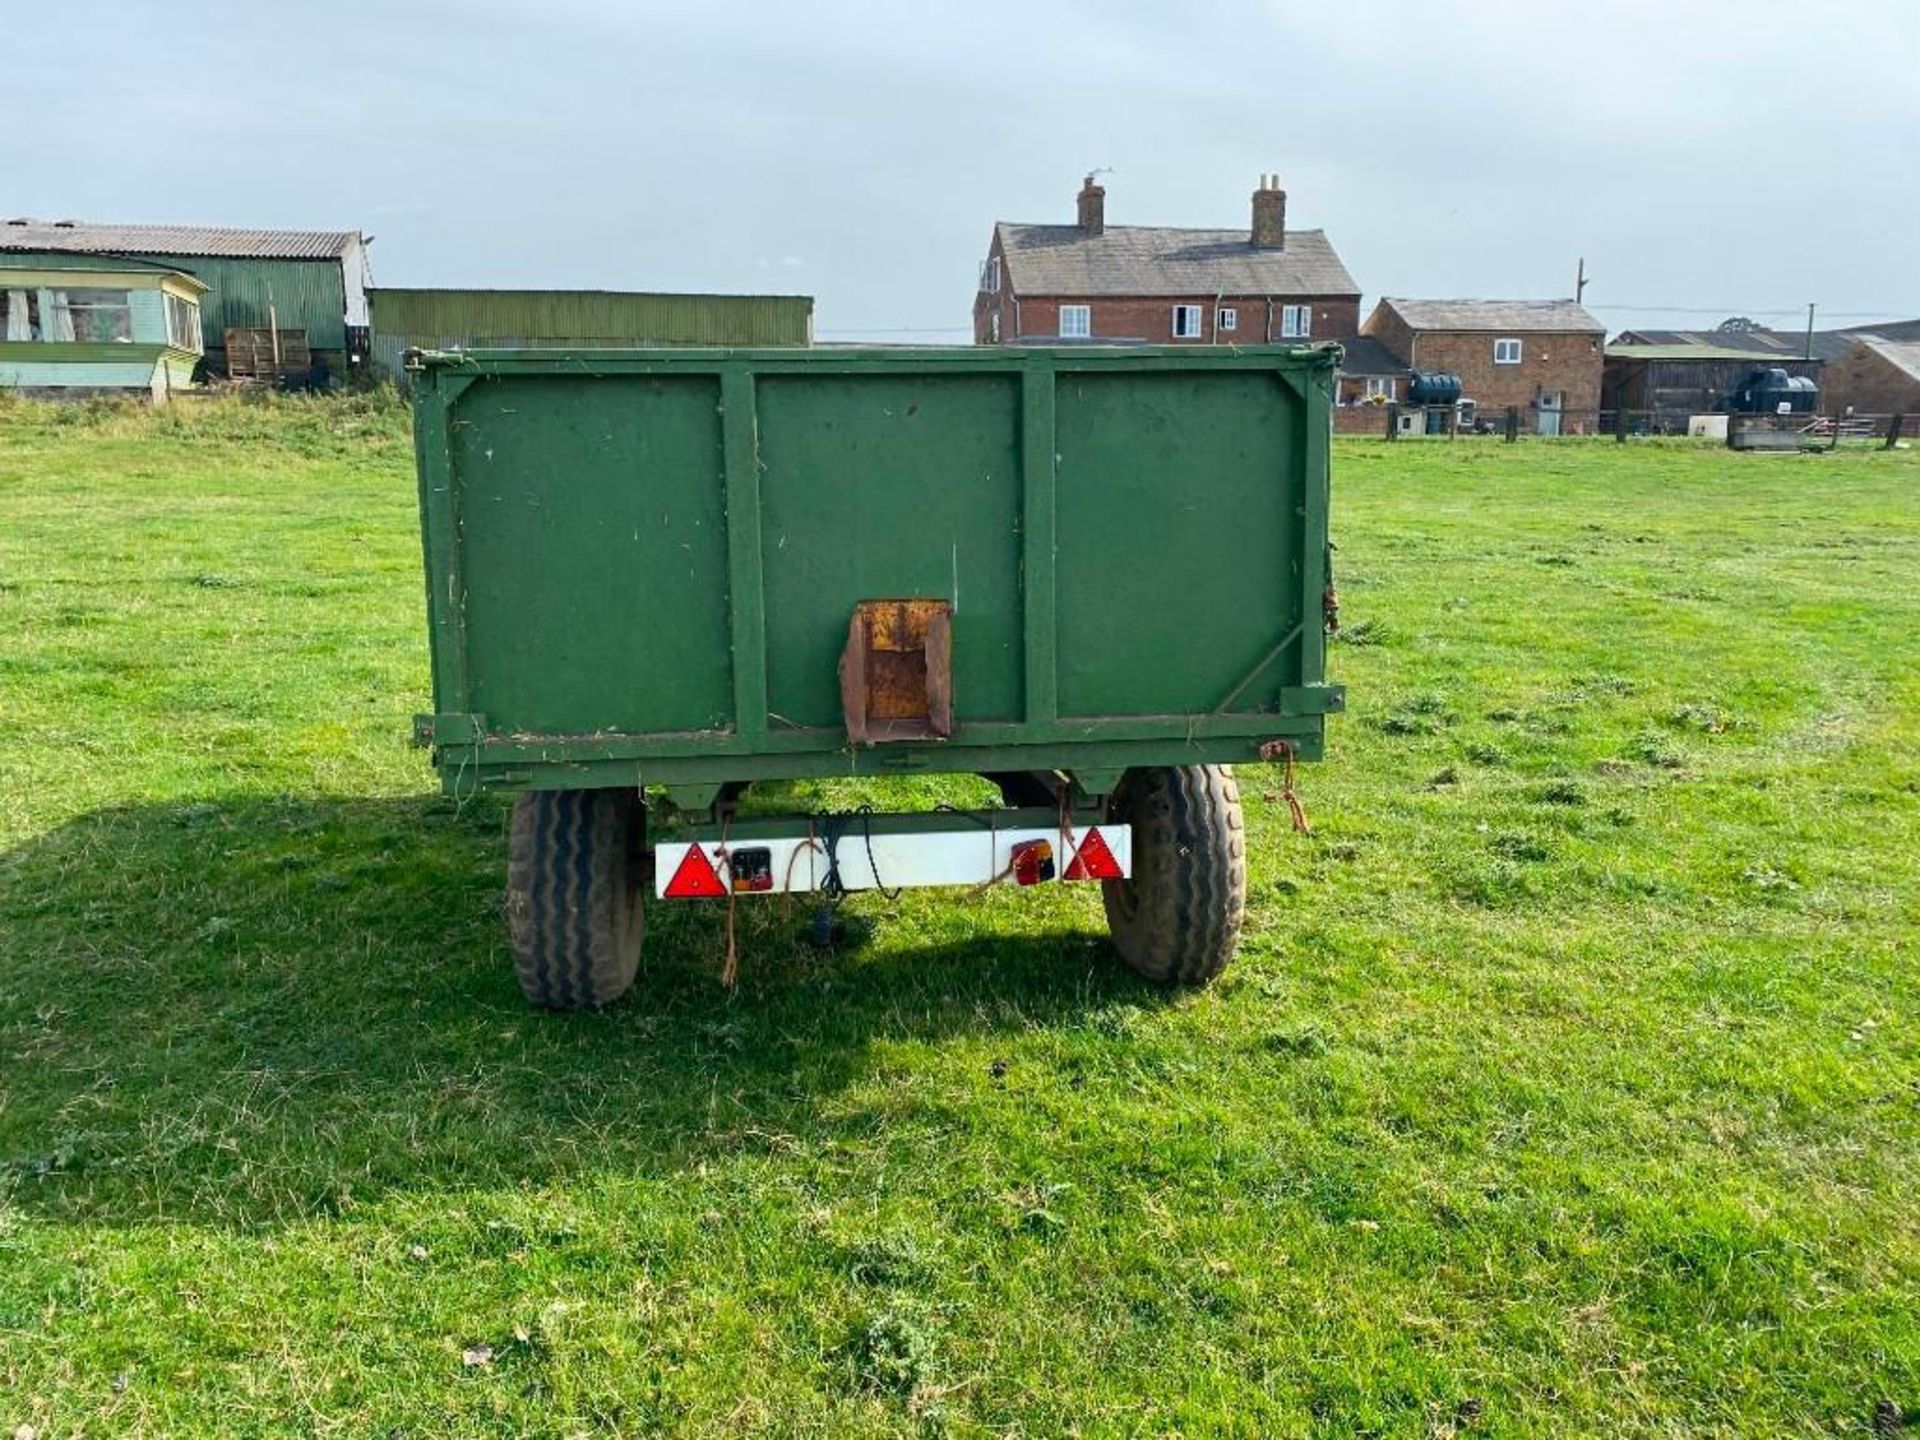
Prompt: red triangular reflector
<box><xmin>663</xmin><ymin>845</ymin><xmax>727</xmax><ymax>898</ymax></box>
<box><xmin>1064</xmin><ymin>828</ymin><xmax>1122</xmax><ymax>881</ymax></box>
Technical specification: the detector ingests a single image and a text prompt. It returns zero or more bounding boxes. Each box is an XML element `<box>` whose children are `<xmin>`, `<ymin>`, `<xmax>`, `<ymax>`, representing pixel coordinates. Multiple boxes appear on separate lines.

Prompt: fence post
<box><xmin>1504</xmin><ymin>405</ymin><xmax>1519</xmax><ymax>442</ymax></box>
<box><xmin>1385</xmin><ymin>402</ymin><xmax>1398</xmax><ymax>441</ymax></box>
<box><xmin>1886</xmin><ymin>414</ymin><xmax>1904</xmax><ymax>450</ymax></box>
<box><xmin>1615</xmin><ymin>409</ymin><xmax>1628</xmax><ymax>443</ymax></box>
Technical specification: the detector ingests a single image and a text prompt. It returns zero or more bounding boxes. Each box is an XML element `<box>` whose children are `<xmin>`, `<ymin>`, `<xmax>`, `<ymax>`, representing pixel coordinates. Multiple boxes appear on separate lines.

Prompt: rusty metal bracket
<box><xmin>839</xmin><ymin>599</ymin><xmax>953</xmax><ymax>744</ymax></box>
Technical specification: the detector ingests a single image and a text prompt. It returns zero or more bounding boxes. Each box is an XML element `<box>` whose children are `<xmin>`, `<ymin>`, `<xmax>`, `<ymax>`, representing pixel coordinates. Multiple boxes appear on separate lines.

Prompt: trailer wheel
<box><xmin>507</xmin><ymin>789</ymin><xmax>645</xmax><ymax>1009</ymax></box>
<box><xmin>1101</xmin><ymin>765</ymin><xmax>1245</xmax><ymax>985</ymax></box>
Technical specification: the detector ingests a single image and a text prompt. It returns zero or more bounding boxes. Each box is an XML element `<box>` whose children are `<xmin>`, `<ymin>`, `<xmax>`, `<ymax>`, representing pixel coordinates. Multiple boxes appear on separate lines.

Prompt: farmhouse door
<box><xmin>1537</xmin><ymin>391</ymin><xmax>1563</xmax><ymax>436</ymax></box>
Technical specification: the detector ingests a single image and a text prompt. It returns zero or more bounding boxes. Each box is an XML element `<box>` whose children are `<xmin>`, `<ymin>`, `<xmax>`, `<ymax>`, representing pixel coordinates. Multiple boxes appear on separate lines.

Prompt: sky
<box><xmin>6</xmin><ymin>0</ymin><xmax>1917</xmax><ymax>340</ymax></box>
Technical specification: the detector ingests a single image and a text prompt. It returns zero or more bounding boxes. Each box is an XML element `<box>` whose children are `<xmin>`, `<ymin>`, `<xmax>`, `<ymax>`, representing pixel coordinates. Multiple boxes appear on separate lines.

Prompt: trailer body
<box><xmin>412</xmin><ymin>344</ymin><xmax>1340</xmax><ymax>793</ymax></box>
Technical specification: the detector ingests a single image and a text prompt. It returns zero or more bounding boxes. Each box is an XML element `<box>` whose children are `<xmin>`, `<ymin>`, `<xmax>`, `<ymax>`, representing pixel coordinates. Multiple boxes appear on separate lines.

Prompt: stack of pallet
<box><xmin>223</xmin><ymin>326</ymin><xmax>311</xmax><ymax>385</ymax></box>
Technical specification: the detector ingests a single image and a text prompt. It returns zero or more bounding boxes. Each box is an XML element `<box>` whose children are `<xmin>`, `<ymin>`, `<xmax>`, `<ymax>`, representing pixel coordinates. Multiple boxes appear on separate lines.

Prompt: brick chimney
<box><xmin>1077</xmin><ymin>174</ymin><xmax>1105</xmax><ymax>237</ymax></box>
<box><xmin>1251</xmin><ymin>174</ymin><xmax>1286</xmax><ymax>249</ymax></box>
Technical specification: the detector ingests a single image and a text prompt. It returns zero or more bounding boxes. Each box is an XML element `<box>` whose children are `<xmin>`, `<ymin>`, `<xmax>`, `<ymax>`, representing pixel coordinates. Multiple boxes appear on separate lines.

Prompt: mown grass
<box><xmin>1</xmin><ymin>394</ymin><xmax>1917</xmax><ymax>1437</ymax></box>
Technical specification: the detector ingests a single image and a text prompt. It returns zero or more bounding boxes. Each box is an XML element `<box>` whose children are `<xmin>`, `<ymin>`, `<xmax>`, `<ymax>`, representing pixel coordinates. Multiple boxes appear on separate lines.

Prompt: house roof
<box><xmin>1378</xmin><ymin>298</ymin><xmax>1603</xmax><ymax>333</ymax></box>
<box><xmin>0</xmin><ymin>220</ymin><xmax>361</xmax><ymax>261</ymax></box>
<box><xmin>1335</xmin><ymin>335</ymin><xmax>1405</xmax><ymax>375</ymax></box>
<box><xmin>996</xmin><ymin>223</ymin><xmax>1358</xmax><ymax>298</ymax></box>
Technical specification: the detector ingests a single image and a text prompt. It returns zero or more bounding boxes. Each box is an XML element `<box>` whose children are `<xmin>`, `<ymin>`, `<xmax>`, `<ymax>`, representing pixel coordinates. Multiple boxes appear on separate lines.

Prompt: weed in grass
<box><xmin>1669</xmin><ymin>701</ymin><xmax>1738</xmax><ymax>734</ymax></box>
<box><xmin>1336</xmin><ymin>617</ymin><xmax>1392</xmax><ymax>647</ymax></box>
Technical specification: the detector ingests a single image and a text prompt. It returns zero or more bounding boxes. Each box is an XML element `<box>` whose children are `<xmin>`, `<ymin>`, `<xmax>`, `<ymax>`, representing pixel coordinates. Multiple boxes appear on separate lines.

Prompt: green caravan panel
<box><xmin>1054</xmin><ymin>371</ymin><xmax>1301</xmax><ymax>717</ymax></box>
<box><xmin>756</xmin><ymin>373</ymin><xmax>1025</xmax><ymax>728</ymax></box>
<box><xmin>449</xmin><ymin>374</ymin><xmax>733</xmax><ymax>735</ymax></box>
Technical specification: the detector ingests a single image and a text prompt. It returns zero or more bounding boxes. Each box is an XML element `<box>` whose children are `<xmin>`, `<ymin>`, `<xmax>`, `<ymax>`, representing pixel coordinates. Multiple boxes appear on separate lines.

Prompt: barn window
<box><xmin>1172</xmin><ymin>304</ymin><xmax>1203</xmax><ymax>338</ymax></box>
<box><xmin>52</xmin><ymin>288</ymin><xmax>134</xmax><ymax>343</ymax></box>
<box><xmin>1495</xmin><ymin>337</ymin><xmax>1523</xmax><ymax>364</ymax></box>
<box><xmin>1058</xmin><ymin>304</ymin><xmax>1090</xmax><ymax>338</ymax></box>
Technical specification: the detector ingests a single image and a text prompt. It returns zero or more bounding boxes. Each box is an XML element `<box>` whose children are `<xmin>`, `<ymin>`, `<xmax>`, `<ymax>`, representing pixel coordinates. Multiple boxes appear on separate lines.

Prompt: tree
<box><xmin>1715</xmin><ymin>316</ymin><xmax>1764</xmax><ymax>334</ymax></box>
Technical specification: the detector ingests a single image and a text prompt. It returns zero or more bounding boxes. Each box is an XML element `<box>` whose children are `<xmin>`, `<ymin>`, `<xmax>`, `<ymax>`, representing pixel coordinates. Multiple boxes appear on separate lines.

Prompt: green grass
<box><xmin>2</xmin><ymin>395</ymin><xmax>1917</xmax><ymax>1437</ymax></box>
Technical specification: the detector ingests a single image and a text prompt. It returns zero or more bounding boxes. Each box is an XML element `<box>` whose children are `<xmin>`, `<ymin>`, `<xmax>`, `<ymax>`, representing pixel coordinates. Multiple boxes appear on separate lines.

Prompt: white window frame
<box><xmin>1172</xmin><ymin>304</ymin><xmax>1203</xmax><ymax>339</ymax></box>
<box><xmin>165</xmin><ymin>292</ymin><xmax>203</xmax><ymax>352</ymax></box>
<box><xmin>1280</xmin><ymin>304</ymin><xmax>1312</xmax><ymax>339</ymax></box>
<box><xmin>1216</xmin><ymin>306</ymin><xmax>1237</xmax><ymax>333</ymax></box>
<box><xmin>982</xmin><ymin>256</ymin><xmax>1001</xmax><ymax>294</ymax></box>
<box><xmin>1058</xmin><ymin>303</ymin><xmax>1090</xmax><ymax>339</ymax></box>
<box><xmin>988</xmin><ymin>311</ymin><xmax>1000</xmax><ymax>343</ymax></box>
<box><xmin>1364</xmin><ymin>376</ymin><xmax>1394</xmax><ymax>401</ymax></box>
<box><xmin>1494</xmin><ymin>337</ymin><xmax>1523</xmax><ymax>364</ymax></box>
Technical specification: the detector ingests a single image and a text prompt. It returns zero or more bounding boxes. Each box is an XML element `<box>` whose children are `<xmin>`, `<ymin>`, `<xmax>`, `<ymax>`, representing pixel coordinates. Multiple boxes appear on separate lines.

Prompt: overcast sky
<box><xmin>7</xmin><ymin>0</ymin><xmax>1916</xmax><ymax>339</ymax></box>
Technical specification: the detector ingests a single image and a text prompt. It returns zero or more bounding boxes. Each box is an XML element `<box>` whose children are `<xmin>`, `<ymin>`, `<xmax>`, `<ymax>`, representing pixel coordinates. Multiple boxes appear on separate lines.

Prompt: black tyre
<box><xmin>507</xmin><ymin>788</ymin><xmax>645</xmax><ymax>1009</ymax></box>
<box><xmin>1101</xmin><ymin>765</ymin><xmax>1246</xmax><ymax>984</ymax></box>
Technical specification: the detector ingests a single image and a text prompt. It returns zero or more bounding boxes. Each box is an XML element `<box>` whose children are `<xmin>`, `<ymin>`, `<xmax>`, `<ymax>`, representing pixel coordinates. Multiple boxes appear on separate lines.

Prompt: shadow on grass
<box><xmin>0</xmin><ymin>795</ymin><xmax>1160</xmax><ymax>1229</ymax></box>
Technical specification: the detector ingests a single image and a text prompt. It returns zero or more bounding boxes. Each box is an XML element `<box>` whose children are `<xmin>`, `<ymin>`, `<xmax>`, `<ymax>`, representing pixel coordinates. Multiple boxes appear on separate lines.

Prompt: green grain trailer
<box><xmin>409</xmin><ymin>344</ymin><xmax>1342</xmax><ymax>1007</ymax></box>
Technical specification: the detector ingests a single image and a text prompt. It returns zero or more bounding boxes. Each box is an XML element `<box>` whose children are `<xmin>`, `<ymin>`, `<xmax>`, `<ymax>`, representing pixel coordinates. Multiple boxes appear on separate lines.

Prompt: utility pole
<box><xmin>1804</xmin><ymin>302</ymin><xmax>1815</xmax><ymax>361</ymax></box>
<box><xmin>1575</xmin><ymin>258</ymin><xmax>1588</xmax><ymax>306</ymax></box>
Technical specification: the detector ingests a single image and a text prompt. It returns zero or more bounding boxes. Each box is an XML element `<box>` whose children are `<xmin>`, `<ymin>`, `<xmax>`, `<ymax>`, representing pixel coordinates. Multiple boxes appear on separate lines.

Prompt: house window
<box><xmin>1495</xmin><ymin>337</ymin><xmax>1523</xmax><ymax>364</ymax></box>
<box><xmin>1172</xmin><ymin>304</ymin><xmax>1203</xmax><ymax>339</ymax></box>
<box><xmin>1058</xmin><ymin>304</ymin><xmax>1090</xmax><ymax>339</ymax></box>
<box><xmin>47</xmin><ymin>288</ymin><xmax>134</xmax><ymax>343</ymax></box>
<box><xmin>1217</xmin><ymin>306</ymin><xmax>1237</xmax><ymax>333</ymax></box>
<box><xmin>165</xmin><ymin>293</ymin><xmax>202</xmax><ymax>352</ymax></box>
<box><xmin>1</xmin><ymin>287</ymin><xmax>41</xmax><ymax>341</ymax></box>
<box><xmin>1364</xmin><ymin>376</ymin><xmax>1395</xmax><ymax>401</ymax></box>
<box><xmin>1280</xmin><ymin>304</ymin><xmax>1312</xmax><ymax>338</ymax></box>
<box><xmin>988</xmin><ymin>311</ymin><xmax>1001</xmax><ymax>343</ymax></box>
<box><xmin>980</xmin><ymin>256</ymin><xmax>1001</xmax><ymax>294</ymax></box>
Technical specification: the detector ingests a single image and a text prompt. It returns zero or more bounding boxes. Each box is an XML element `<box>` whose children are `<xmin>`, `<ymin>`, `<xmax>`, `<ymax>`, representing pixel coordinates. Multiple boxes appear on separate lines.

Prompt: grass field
<box><xmin>2</xmin><ymin>393</ymin><xmax>1917</xmax><ymax>1437</ymax></box>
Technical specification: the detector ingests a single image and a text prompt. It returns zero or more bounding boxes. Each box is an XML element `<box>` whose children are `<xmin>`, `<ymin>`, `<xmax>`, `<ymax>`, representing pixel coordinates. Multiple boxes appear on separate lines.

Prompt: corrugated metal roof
<box><xmin>0</xmin><ymin>220</ymin><xmax>360</xmax><ymax>260</ymax></box>
<box><xmin>1380</xmin><ymin>298</ymin><xmax>1603</xmax><ymax>333</ymax></box>
<box><xmin>1604</xmin><ymin>344</ymin><xmax>1797</xmax><ymax>362</ymax></box>
<box><xmin>1859</xmin><ymin>336</ymin><xmax>1920</xmax><ymax>385</ymax></box>
<box><xmin>369</xmin><ymin>288</ymin><xmax>812</xmax><ymax>346</ymax></box>
<box><xmin>1612</xmin><ymin>328</ymin><xmax>1848</xmax><ymax>362</ymax></box>
<box><xmin>997</xmin><ymin>223</ymin><xmax>1358</xmax><ymax>298</ymax></box>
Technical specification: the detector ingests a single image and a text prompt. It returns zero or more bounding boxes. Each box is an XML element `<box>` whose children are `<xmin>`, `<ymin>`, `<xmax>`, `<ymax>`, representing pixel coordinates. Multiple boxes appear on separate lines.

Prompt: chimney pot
<box><xmin>1251</xmin><ymin>176</ymin><xmax>1286</xmax><ymax>249</ymax></box>
<box><xmin>1076</xmin><ymin>174</ymin><xmax>1105</xmax><ymax>237</ymax></box>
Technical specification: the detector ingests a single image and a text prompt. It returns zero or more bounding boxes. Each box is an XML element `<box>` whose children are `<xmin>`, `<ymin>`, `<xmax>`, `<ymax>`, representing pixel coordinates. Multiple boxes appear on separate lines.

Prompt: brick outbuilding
<box><xmin>974</xmin><ymin>177</ymin><xmax>1361</xmax><ymax>347</ymax></box>
<box><xmin>1362</xmin><ymin>298</ymin><xmax>1605</xmax><ymax>434</ymax></box>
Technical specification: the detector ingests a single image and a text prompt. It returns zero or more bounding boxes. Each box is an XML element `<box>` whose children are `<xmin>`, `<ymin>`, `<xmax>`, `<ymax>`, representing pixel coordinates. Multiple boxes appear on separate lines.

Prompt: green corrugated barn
<box><xmin>0</xmin><ymin>219</ymin><xmax>371</xmax><ymax>381</ymax></box>
<box><xmin>369</xmin><ymin>287</ymin><xmax>813</xmax><ymax>386</ymax></box>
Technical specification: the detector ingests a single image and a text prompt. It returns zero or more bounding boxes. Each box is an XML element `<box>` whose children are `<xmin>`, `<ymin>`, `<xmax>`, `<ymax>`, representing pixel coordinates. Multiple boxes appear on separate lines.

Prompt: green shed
<box><xmin>368</xmin><ymin>287</ymin><xmax>812</xmax><ymax>387</ymax></box>
<box><xmin>0</xmin><ymin>219</ymin><xmax>371</xmax><ymax>381</ymax></box>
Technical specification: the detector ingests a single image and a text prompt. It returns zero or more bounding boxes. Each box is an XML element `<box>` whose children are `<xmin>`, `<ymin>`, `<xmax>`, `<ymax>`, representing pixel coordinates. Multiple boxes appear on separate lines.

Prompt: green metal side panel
<box><xmin>757</xmin><ymin>373</ymin><xmax>1024</xmax><ymax>728</ymax></box>
<box><xmin>447</xmin><ymin>375</ymin><xmax>734</xmax><ymax>735</ymax></box>
<box><xmin>412</xmin><ymin>346</ymin><xmax>1340</xmax><ymax>791</ymax></box>
<box><xmin>1055</xmin><ymin>371</ymin><xmax>1302</xmax><ymax>716</ymax></box>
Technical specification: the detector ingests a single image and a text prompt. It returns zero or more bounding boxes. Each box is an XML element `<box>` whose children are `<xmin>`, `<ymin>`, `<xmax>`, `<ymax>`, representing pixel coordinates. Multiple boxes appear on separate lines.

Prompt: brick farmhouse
<box><xmin>974</xmin><ymin>177</ymin><xmax>1360</xmax><ymax>346</ymax></box>
<box><xmin>1362</xmin><ymin>298</ymin><xmax>1605</xmax><ymax>434</ymax></box>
